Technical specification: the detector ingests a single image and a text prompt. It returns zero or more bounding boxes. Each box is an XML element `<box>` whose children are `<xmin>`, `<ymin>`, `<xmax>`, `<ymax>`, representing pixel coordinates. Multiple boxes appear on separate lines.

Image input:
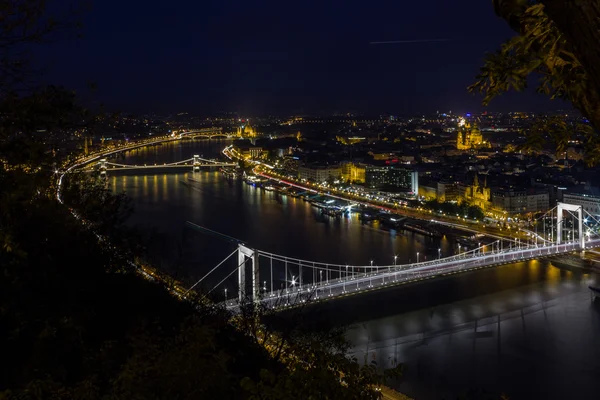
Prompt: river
<box><xmin>110</xmin><ymin>139</ymin><xmax>600</xmax><ymax>400</ymax></box>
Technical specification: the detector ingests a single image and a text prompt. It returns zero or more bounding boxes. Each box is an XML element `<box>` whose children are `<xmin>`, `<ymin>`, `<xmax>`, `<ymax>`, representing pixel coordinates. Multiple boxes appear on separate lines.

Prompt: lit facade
<box><xmin>462</xmin><ymin>174</ymin><xmax>491</xmax><ymax>210</ymax></box>
<box><xmin>237</xmin><ymin>123</ymin><xmax>258</xmax><ymax>138</ymax></box>
<box><xmin>365</xmin><ymin>166</ymin><xmax>389</xmax><ymax>189</ymax></box>
<box><xmin>491</xmin><ymin>188</ymin><xmax>549</xmax><ymax>215</ymax></box>
<box><xmin>388</xmin><ymin>167</ymin><xmax>418</xmax><ymax>194</ymax></box>
<box><xmin>436</xmin><ymin>181</ymin><xmax>459</xmax><ymax>202</ymax></box>
<box><xmin>341</xmin><ymin>162</ymin><xmax>366</xmax><ymax>183</ymax></box>
<box><xmin>562</xmin><ymin>191</ymin><xmax>600</xmax><ymax>216</ymax></box>
<box><xmin>364</xmin><ymin>166</ymin><xmax>418</xmax><ymax>193</ymax></box>
<box><xmin>456</xmin><ymin>118</ymin><xmax>490</xmax><ymax>150</ymax></box>
<box><xmin>298</xmin><ymin>165</ymin><xmax>341</xmax><ymax>183</ymax></box>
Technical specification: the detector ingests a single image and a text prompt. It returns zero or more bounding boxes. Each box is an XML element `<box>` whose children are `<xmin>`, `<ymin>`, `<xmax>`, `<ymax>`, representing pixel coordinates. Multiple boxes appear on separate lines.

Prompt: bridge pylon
<box><xmin>238</xmin><ymin>244</ymin><xmax>259</xmax><ymax>302</ymax></box>
<box><xmin>99</xmin><ymin>159</ymin><xmax>107</xmax><ymax>177</ymax></box>
<box><xmin>193</xmin><ymin>155</ymin><xmax>200</xmax><ymax>172</ymax></box>
<box><xmin>557</xmin><ymin>202</ymin><xmax>584</xmax><ymax>249</ymax></box>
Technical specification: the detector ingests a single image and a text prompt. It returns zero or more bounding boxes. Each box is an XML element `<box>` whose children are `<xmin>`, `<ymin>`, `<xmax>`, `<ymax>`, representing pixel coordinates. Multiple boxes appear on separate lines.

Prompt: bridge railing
<box><xmin>220</xmin><ymin>238</ymin><xmax>600</xmax><ymax>310</ymax></box>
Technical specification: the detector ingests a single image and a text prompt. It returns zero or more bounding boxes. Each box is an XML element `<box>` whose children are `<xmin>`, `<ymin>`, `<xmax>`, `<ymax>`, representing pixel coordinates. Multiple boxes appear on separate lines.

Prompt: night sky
<box><xmin>39</xmin><ymin>0</ymin><xmax>563</xmax><ymax>115</ymax></box>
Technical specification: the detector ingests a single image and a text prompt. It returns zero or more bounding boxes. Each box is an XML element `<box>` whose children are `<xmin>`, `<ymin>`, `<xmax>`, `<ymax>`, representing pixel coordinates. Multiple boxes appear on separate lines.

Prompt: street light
<box><xmin>416</xmin><ymin>252</ymin><xmax>420</xmax><ymax>263</ymax></box>
<box><xmin>394</xmin><ymin>255</ymin><xmax>397</xmax><ymax>266</ymax></box>
<box><xmin>344</xmin><ymin>266</ymin><xmax>348</xmax><ymax>292</ymax></box>
<box><xmin>438</xmin><ymin>248</ymin><xmax>441</xmax><ymax>260</ymax></box>
<box><xmin>224</xmin><ymin>288</ymin><xmax>228</xmax><ymax>303</ymax></box>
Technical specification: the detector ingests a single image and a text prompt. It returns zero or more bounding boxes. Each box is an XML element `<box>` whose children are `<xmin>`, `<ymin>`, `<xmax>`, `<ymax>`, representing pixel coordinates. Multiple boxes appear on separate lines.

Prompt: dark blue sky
<box><xmin>39</xmin><ymin>0</ymin><xmax>563</xmax><ymax>115</ymax></box>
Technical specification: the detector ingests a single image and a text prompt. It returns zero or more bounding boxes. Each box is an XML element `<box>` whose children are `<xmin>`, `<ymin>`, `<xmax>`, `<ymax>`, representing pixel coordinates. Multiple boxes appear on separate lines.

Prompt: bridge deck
<box><xmin>225</xmin><ymin>240</ymin><xmax>599</xmax><ymax>311</ymax></box>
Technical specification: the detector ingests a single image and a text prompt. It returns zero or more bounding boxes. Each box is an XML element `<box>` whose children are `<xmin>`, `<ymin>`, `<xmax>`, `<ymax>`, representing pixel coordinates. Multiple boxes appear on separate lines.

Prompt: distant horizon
<box><xmin>37</xmin><ymin>1</ymin><xmax>570</xmax><ymax>117</ymax></box>
<box><xmin>104</xmin><ymin>107</ymin><xmax>577</xmax><ymax>119</ymax></box>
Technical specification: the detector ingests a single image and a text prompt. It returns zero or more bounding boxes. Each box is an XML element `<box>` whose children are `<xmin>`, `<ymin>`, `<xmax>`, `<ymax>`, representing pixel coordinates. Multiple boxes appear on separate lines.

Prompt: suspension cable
<box><xmin>207</xmin><ymin>257</ymin><xmax>247</xmax><ymax>295</ymax></box>
<box><xmin>184</xmin><ymin>248</ymin><xmax>238</xmax><ymax>295</ymax></box>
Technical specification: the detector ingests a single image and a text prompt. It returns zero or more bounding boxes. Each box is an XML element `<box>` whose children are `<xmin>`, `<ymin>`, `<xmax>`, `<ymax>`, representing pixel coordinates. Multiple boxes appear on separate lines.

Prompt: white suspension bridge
<box><xmin>93</xmin><ymin>154</ymin><xmax>237</xmax><ymax>175</ymax></box>
<box><xmin>188</xmin><ymin>203</ymin><xmax>600</xmax><ymax>312</ymax></box>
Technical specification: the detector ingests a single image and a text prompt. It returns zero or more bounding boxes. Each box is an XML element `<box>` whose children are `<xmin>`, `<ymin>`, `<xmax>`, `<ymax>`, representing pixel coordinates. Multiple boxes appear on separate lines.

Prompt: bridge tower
<box><xmin>557</xmin><ymin>202</ymin><xmax>584</xmax><ymax>249</ymax></box>
<box><xmin>238</xmin><ymin>244</ymin><xmax>259</xmax><ymax>302</ymax></box>
<box><xmin>99</xmin><ymin>158</ymin><xmax>107</xmax><ymax>177</ymax></box>
<box><xmin>193</xmin><ymin>155</ymin><xmax>200</xmax><ymax>172</ymax></box>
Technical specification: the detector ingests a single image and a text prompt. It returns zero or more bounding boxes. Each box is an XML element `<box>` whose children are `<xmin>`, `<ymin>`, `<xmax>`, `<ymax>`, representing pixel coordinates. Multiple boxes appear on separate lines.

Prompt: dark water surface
<box><xmin>111</xmin><ymin>140</ymin><xmax>600</xmax><ymax>400</ymax></box>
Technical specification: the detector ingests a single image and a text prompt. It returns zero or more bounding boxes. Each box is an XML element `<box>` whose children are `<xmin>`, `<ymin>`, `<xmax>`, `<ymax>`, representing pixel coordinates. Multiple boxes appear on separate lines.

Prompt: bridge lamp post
<box><xmin>478</xmin><ymin>243</ymin><xmax>481</xmax><ymax>256</ymax></box>
<box><xmin>416</xmin><ymin>252</ymin><xmax>420</xmax><ymax>263</ymax></box>
<box><xmin>291</xmin><ymin>276</ymin><xmax>296</xmax><ymax>292</ymax></box>
<box><xmin>320</xmin><ymin>270</ymin><xmax>323</xmax><ymax>288</ymax></box>
<box><xmin>224</xmin><ymin>288</ymin><xmax>228</xmax><ymax>304</ymax></box>
<box><xmin>458</xmin><ymin>244</ymin><xmax>461</xmax><ymax>257</ymax></box>
<box><xmin>370</xmin><ymin>260</ymin><xmax>373</xmax><ymax>287</ymax></box>
<box><xmin>438</xmin><ymin>248</ymin><xmax>441</xmax><ymax>260</ymax></box>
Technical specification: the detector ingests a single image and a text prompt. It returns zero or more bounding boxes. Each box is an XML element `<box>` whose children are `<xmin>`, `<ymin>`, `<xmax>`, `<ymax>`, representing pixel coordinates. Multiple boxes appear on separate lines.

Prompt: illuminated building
<box><xmin>282</xmin><ymin>155</ymin><xmax>300</xmax><ymax>174</ymax></box>
<box><xmin>236</xmin><ymin>121</ymin><xmax>258</xmax><ymax>138</ymax></box>
<box><xmin>387</xmin><ymin>167</ymin><xmax>418</xmax><ymax>194</ymax></box>
<box><xmin>491</xmin><ymin>188</ymin><xmax>549</xmax><ymax>215</ymax></box>
<box><xmin>562</xmin><ymin>190</ymin><xmax>600</xmax><ymax>216</ymax></box>
<box><xmin>418</xmin><ymin>180</ymin><xmax>458</xmax><ymax>202</ymax></box>
<box><xmin>436</xmin><ymin>181</ymin><xmax>459</xmax><ymax>202</ymax></box>
<box><xmin>236</xmin><ymin>145</ymin><xmax>264</xmax><ymax>159</ymax></box>
<box><xmin>336</xmin><ymin>136</ymin><xmax>366</xmax><ymax>145</ymax></box>
<box><xmin>462</xmin><ymin>173</ymin><xmax>491</xmax><ymax>210</ymax></box>
<box><xmin>341</xmin><ymin>162</ymin><xmax>366</xmax><ymax>183</ymax></box>
<box><xmin>365</xmin><ymin>166</ymin><xmax>389</xmax><ymax>189</ymax></box>
<box><xmin>456</xmin><ymin>117</ymin><xmax>490</xmax><ymax>150</ymax></box>
<box><xmin>298</xmin><ymin>164</ymin><xmax>341</xmax><ymax>183</ymax></box>
<box><xmin>364</xmin><ymin>165</ymin><xmax>418</xmax><ymax>193</ymax></box>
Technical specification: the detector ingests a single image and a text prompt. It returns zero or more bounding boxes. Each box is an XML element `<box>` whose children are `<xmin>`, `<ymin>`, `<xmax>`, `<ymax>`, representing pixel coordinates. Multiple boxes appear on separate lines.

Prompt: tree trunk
<box><xmin>542</xmin><ymin>0</ymin><xmax>600</xmax><ymax>111</ymax></box>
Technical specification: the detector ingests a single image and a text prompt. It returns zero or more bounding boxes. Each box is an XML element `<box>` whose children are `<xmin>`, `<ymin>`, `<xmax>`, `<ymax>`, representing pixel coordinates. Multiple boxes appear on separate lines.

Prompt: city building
<box><xmin>298</xmin><ymin>164</ymin><xmax>341</xmax><ymax>183</ymax></box>
<box><xmin>491</xmin><ymin>188</ymin><xmax>550</xmax><ymax>215</ymax></box>
<box><xmin>461</xmin><ymin>174</ymin><xmax>491</xmax><ymax>210</ymax></box>
<box><xmin>456</xmin><ymin>118</ymin><xmax>490</xmax><ymax>150</ymax></box>
<box><xmin>238</xmin><ymin>146</ymin><xmax>264</xmax><ymax>159</ymax></box>
<box><xmin>282</xmin><ymin>155</ymin><xmax>299</xmax><ymax>174</ymax></box>
<box><xmin>365</xmin><ymin>166</ymin><xmax>389</xmax><ymax>189</ymax></box>
<box><xmin>388</xmin><ymin>167</ymin><xmax>419</xmax><ymax>194</ymax></box>
<box><xmin>236</xmin><ymin>122</ymin><xmax>258</xmax><ymax>138</ymax></box>
<box><xmin>563</xmin><ymin>189</ymin><xmax>600</xmax><ymax>216</ymax></box>
<box><xmin>341</xmin><ymin>162</ymin><xmax>366</xmax><ymax>183</ymax></box>
<box><xmin>418</xmin><ymin>181</ymin><xmax>437</xmax><ymax>200</ymax></box>
<box><xmin>364</xmin><ymin>165</ymin><xmax>418</xmax><ymax>193</ymax></box>
<box><xmin>436</xmin><ymin>181</ymin><xmax>460</xmax><ymax>202</ymax></box>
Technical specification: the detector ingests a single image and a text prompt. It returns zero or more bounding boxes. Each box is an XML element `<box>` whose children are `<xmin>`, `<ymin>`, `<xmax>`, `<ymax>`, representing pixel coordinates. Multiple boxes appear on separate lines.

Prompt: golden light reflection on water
<box><xmin>133</xmin><ymin>175</ymin><xmax>139</xmax><ymax>197</ymax></box>
<box><xmin>153</xmin><ymin>175</ymin><xmax>158</xmax><ymax>199</ymax></box>
<box><xmin>163</xmin><ymin>174</ymin><xmax>168</xmax><ymax>200</ymax></box>
<box><xmin>545</xmin><ymin>262</ymin><xmax>562</xmax><ymax>284</ymax></box>
<box><xmin>528</xmin><ymin>259</ymin><xmax>540</xmax><ymax>281</ymax></box>
<box><xmin>143</xmin><ymin>175</ymin><xmax>148</xmax><ymax>197</ymax></box>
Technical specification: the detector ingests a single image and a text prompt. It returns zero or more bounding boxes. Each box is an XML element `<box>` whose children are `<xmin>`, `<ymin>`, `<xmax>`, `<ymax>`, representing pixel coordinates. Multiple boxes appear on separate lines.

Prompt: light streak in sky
<box><xmin>369</xmin><ymin>38</ymin><xmax>452</xmax><ymax>44</ymax></box>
